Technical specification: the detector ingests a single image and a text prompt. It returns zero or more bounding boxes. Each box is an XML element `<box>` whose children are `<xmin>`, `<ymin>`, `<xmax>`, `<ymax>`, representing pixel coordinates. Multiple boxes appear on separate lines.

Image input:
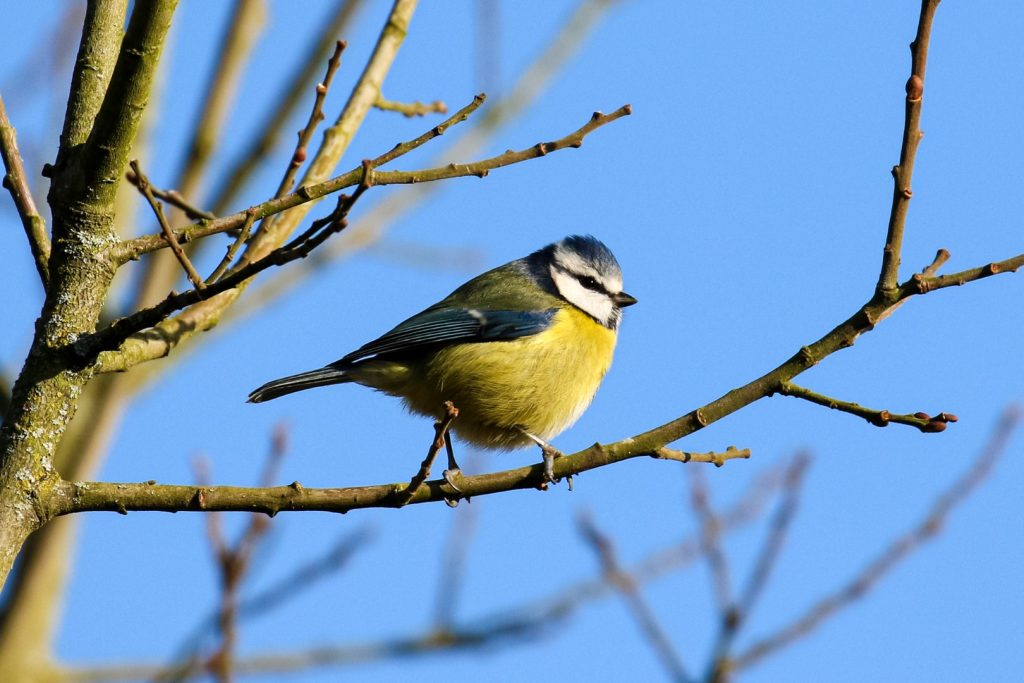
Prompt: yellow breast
<box><xmin>403</xmin><ymin>306</ymin><xmax>618</xmax><ymax>449</ymax></box>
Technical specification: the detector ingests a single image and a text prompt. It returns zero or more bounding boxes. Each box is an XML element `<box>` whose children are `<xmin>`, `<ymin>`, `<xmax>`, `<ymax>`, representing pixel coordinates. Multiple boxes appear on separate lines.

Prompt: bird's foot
<box><xmin>541</xmin><ymin>444</ymin><xmax>564</xmax><ymax>487</ymax></box>
<box><xmin>443</xmin><ymin>467</ymin><xmax>465</xmax><ymax>494</ymax></box>
<box><xmin>516</xmin><ymin>427</ymin><xmax>572</xmax><ymax>490</ymax></box>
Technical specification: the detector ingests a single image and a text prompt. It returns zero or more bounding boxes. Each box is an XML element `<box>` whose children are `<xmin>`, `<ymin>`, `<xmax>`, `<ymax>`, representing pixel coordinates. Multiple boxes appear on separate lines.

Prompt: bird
<box><xmin>248</xmin><ymin>235</ymin><xmax>637</xmax><ymax>483</ymax></box>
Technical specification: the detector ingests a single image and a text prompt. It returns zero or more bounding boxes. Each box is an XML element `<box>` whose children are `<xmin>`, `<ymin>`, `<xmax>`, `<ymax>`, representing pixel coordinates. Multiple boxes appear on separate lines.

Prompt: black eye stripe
<box><xmin>575</xmin><ymin>273</ymin><xmax>606</xmax><ymax>293</ymax></box>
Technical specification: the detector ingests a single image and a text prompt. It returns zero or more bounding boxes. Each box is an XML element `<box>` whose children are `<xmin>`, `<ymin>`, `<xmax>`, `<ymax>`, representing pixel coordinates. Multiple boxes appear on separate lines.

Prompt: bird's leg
<box><xmin>518</xmin><ymin>428</ymin><xmax>567</xmax><ymax>487</ymax></box>
<box><xmin>442</xmin><ymin>431</ymin><xmax>464</xmax><ymax>495</ymax></box>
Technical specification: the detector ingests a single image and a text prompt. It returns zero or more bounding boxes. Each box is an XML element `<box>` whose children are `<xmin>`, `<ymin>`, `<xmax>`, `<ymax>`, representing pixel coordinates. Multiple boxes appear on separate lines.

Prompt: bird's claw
<box><xmin>541</xmin><ymin>445</ymin><xmax>565</xmax><ymax>488</ymax></box>
<box><xmin>442</xmin><ymin>468</ymin><xmax>466</xmax><ymax>507</ymax></box>
<box><xmin>442</xmin><ymin>468</ymin><xmax>464</xmax><ymax>493</ymax></box>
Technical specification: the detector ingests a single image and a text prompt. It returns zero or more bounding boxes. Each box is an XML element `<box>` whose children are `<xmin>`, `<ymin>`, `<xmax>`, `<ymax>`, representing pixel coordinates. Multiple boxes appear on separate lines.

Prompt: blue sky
<box><xmin>2</xmin><ymin>2</ymin><xmax>1023</xmax><ymax>681</ymax></box>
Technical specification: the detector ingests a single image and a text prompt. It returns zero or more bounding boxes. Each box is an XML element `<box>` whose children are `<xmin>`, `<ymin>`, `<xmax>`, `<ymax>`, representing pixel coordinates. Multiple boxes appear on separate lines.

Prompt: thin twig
<box><xmin>124</xmin><ymin>169</ymin><xmax>215</xmax><ymax>220</ymax></box>
<box><xmin>207</xmin><ymin>0</ymin><xmax>367</xmax><ymax>215</ymax></box>
<box><xmin>92</xmin><ymin>103</ymin><xmax>625</xmax><ymax>375</ymax></box>
<box><xmin>273</xmin><ymin>40</ymin><xmax>346</xmax><ymax>205</ymax></box>
<box><xmin>733</xmin><ymin>407</ymin><xmax>1021</xmax><ymax>671</ymax></box>
<box><xmin>111</xmin><ymin>95</ymin><xmax>612</xmax><ymax>262</ymax></box>
<box><xmin>83</xmin><ymin>172</ymin><xmax>373</xmax><ymax>361</ymax></box>
<box><xmin>206</xmin><ymin>209</ymin><xmax>256</xmax><ymax>284</ymax></box>
<box><xmin>900</xmin><ymin>251</ymin><xmax>1024</xmax><ymax>297</ymax></box>
<box><xmin>129</xmin><ymin>160</ymin><xmax>206</xmax><ymax>291</ymax></box>
<box><xmin>707</xmin><ymin>454</ymin><xmax>810</xmax><ymax>682</ymax></box>
<box><xmin>777</xmin><ymin>382</ymin><xmax>957</xmax><ymax>433</ymax></box>
<box><xmin>374</xmin><ymin>95</ymin><xmax>447</xmax><ymax>117</ymax></box>
<box><xmin>232</xmin><ymin>0</ymin><xmax>622</xmax><ymax>322</ymax></box>
<box><xmin>393</xmin><ymin>402</ymin><xmax>459</xmax><ymax>506</ymax></box>
<box><xmin>199</xmin><ymin>425</ymin><xmax>290</xmax><ymax>683</ymax></box>
<box><xmin>578</xmin><ymin>512</ymin><xmax>693</xmax><ymax>683</ymax></box>
<box><xmin>876</xmin><ymin>247</ymin><xmax>950</xmax><ymax>323</ymax></box>
<box><xmin>242</xmin><ymin>0</ymin><xmax>418</xmax><ymax>268</ymax></box>
<box><xmin>653</xmin><ymin>446</ymin><xmax>750</xmax><ymax>467</ymax></box>
<box><xmin>229</xmin><ymin>39</ymin><xmax>346</xmax><ymax>272</ymax></box>
<box><xmin>876</xmin><ymin>0</ymin><xmax>942</xmax><ymax>294</ymax></box>
<box><xmin>128</xmin><ymin>0</ymin><xmax>265</xmax><ymax>312</ymax></box>
<box><xmin>688</xmin><ymin>469</ymin><xmax>733</xmax><ymax>618</ymax></box>
<box><xmin>0</xmin><ymin>93</ymin><xmax>49</xmax><ymax>285</ymax></box>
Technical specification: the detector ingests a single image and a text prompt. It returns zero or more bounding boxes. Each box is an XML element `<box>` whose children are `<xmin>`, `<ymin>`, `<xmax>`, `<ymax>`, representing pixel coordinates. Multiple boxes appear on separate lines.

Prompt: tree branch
<box><xmin>899</xmin><ymin>251</ymin><xmax>1024</xmax><ymax>297</ymax></box>
<box><xmin>54</xmin><ymin>465</ymin><xmax>780</xmax><ymax>682</ymax></box>
<box><xmin>0</xmin><ymin>94</ymin><xmax>49</xmax><ymax>286</ymax></box>
<box><xmin>81</xmin><ymin>173</ymin><xmax>372</xmax><ymax>362</ymax></box>
<box><xmin>776</xmin><ymin>382</ymin><xmax>957</xmax><ymax>432</ymax></box>
<box><xmin>267</xmin><ymin>40</ymin><xmax>347</xmax><ymax>211</ymax></box>
<box><xmin>707</xmin><ymin>454</ymin><xmax>809</xmax><ymax>682</ymax></box>
<box><xmin>876</xmin><ymin>0</ymin><xmax>941</xmax><ymax>294</ymax></box>
<box><xmin>128</xmin><ymin>0</ymin><xmax>266</xmax><ymax>312</ymax></box>
<box><xmin>62</xmin><ymin>0</ymin><xmax>180</xmax><ymax>210</ymax></box>
<box><xmin>653</xmin><ymin>446</ymin><xmax>750</xmax><ymax>467</ymax></box>
<box><xmin>92</xmin><ymin>101</ymin><xmax>623</xmax><ymax>374</ymax></box>
<box><xmin>732</xmin><ymin>407</ymin><xmax>1021</xmax><ymax>671</ymax></box>
<box><xmin>129</xmin><ymin>160</ymin><xmax>206</xmax><ymax>290</ymax></box>
<box><xmin>374</xmin><ymin>94</ymin><xmax>448</xmax><ymax>118</ymax></box>
<box><xmin>124</xmin><ymin>168</ymin><xmax>215</xmax><ymax>221</ymax></box>
<box><xmin>578</xmin><ymin>512</ymin><xmax>692</xmax><ymax>683</ymax></box>
<box><xmin>51</xmin><ymin>0</ymin><xmax>128</xmax><ymax>175</ymax></box>
<box><xmin>248</xmin><ymin>0</ymin><xmax>419</xmax><ymax>262</ymax></box>
<box><xmin>206</xmin><ymin>0</ymin><xmax>367</xmax><ymax>216</ymax></box>
<box><xmin>109</xmin><ymin>102</ymin><xmax>627</xmax><ymax>263</ymax></box>
<box><xmin>231</xmin><ymin>0</ymin><xmax>623</xmax><ymax>326</ymax></box>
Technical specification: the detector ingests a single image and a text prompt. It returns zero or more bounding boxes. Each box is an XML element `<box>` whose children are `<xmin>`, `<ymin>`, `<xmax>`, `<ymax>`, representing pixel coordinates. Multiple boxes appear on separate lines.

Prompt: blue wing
<box><xmin>334</xmin><ymin>307</ymin><xmax>557</xmax><ymax>366</ymax></box>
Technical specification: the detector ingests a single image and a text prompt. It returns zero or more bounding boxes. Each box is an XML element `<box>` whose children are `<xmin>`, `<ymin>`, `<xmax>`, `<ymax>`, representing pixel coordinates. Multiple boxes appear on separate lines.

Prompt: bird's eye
<box><xmin>578</xmin><ymin>275</ymin><xmax>601</xmax><ymax>291</ymax></box>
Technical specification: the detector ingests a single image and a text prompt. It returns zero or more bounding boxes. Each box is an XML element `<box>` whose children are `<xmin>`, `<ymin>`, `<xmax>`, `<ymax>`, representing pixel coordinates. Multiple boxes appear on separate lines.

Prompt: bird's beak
<box><xmin>613</xmin><ymin>291</ymin><xmax>638</xmax><ymax>307</ymax></box>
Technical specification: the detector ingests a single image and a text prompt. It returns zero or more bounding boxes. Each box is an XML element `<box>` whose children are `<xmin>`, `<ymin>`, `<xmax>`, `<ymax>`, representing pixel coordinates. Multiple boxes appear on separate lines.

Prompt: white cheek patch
<box><xmin>551</xmin><ymin>267</ymin><xmax>615</xmax><ymax>327</ymax></box>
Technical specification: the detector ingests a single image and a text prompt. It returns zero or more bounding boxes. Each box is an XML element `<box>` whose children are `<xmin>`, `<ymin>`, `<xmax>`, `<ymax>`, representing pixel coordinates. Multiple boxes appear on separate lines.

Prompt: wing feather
<box><xmin>333</xmin><ymin>307</ymin><xmax>557</xmax><ymax>366</ymax></box>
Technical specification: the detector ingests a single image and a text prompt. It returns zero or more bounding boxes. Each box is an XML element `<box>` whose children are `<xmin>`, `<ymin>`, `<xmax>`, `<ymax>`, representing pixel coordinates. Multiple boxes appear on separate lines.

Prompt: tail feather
<box><xmin>247</xmin><ymin>366</ymin><xmax>350</xmax><ymax>403</ymax></box>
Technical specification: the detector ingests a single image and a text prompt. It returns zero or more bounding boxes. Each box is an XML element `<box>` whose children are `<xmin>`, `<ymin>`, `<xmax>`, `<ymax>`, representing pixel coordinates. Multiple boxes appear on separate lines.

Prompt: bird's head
<box><xmin>530</xmin><ymin>235</ymin><xmax>637</xmax><ymax>329</ymax></box>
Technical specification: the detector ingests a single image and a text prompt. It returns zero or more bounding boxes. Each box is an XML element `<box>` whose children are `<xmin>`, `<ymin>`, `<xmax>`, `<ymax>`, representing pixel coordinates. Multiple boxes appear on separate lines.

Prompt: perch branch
<box><xmin>61</xmin><ymin>235</ymin><xmax>1020</xmax><ymax>518</ymax></box>
<box><xmin>55</xmin><ymin>467</ymin><xmax>781</xmax><ymax>682</ymax></box>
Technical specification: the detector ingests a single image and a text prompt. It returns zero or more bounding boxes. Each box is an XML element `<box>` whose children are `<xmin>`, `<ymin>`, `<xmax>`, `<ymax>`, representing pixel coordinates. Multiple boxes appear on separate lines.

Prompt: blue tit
<box><xmin>248</xmin><ymin>235</ymin><xmax>636</xmax><ymax>476</ymax></box>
